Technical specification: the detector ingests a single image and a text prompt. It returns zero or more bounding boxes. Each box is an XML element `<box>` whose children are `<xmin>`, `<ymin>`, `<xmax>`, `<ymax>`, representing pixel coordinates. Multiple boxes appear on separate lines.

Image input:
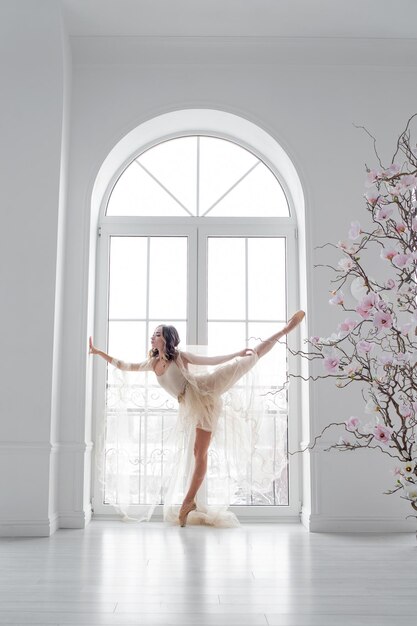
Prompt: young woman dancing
<box><xmin>89</xmin><ymin>310</ymin><xmax>304</xmax><ymax>527</ymax></box>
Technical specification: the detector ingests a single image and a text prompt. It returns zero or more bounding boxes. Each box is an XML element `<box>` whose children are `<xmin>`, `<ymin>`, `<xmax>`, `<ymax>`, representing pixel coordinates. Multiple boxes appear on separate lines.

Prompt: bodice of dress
<box><xmin>156</xmin><ymin>359</ymin><xmax>187</xmax><ymax>399</ymax></box>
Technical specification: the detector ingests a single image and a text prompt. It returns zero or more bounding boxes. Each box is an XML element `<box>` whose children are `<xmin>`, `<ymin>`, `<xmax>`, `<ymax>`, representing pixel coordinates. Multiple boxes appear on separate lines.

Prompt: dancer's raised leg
<box><xmin>179</xmin><ymin>427</ymin><xmax>212</xmax><ymax>526</ymax></box>
<box><xmin>253</xmin><ymin>310</ymin><xmax>305</xmax><ymax>359</ymax></box>
<box><xmin>204</xmin><ymin>310</ymin><xmax>306</xmax><ymax>397</ymax></box>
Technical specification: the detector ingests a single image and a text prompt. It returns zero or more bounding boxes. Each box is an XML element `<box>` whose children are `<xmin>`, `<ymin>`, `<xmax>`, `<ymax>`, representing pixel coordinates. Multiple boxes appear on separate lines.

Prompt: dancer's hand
<box><xmin>89</xmin><ymin>337</ymin><xmax>98</xmax><ymax>355</ymax></box>
<box><xmin>237</xmin><ymin>348</ymin><xmax>255</xmax><ymax>358</ymax></box>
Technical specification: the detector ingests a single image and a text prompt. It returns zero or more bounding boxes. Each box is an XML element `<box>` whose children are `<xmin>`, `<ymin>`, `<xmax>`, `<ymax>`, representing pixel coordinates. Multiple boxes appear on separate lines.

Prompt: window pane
<box><xmin>208</xmin><ymin>238</ymin><xmax>245</xmax><ymax>320</ymax></box>
<box><xmin>248</xmin><ymin>322</ymin><xmax>288</xmax><ymax>391</ymax></box>
<box><xmin>208</xmin><ymin>322</ymin><xmax>246</xmax><ymax>353</ymax></box>
<box><xmin>208</xmin><ymin>163</ymin><xmax>289</xmax><ymax>217</ymax></box>
<box><xmin>199</xmin><ymin>137</ymin><xmax>258</xmax><ymax>215</ymax></box>
<box><xmin>107</xmin><ymin>161</ymin><xmax>187</xmax><ymax>217</ymax></box>
<box><xmin>106</xmin><ymin>136</ymin><xmax>288</xmax><ymax>218</ymax></box>
<box><xmin>255</xmin><ymin>412</ymin><xmax>289</xmax><ymax>506</ymax></box>
<box><xmin>109</xmin><ymin>237</ymin><xmax>147</xmax><ymax>320</ymax></box>
<box><xmin>148</xmin><ymin>237</ymin><xmax>187</xmax><ymax>319</ymax></box>
<box><xmin>138</xmin><ymin>137</ymin><xmax>197</xmax><ymax>215</ymax></box>
<box><xmin>108</xmin><ymin>321</ymin><xmax>147</xmax><ymax>364</ymax></box>
<box><xmin>248</xmin><ymin>238</ymin><xmax>286</xmax><ymax>321</ymax></box>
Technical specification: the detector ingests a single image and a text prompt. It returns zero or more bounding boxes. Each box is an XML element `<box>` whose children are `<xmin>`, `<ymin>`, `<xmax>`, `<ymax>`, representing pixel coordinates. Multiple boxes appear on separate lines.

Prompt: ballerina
<box><xmin>89</xmin><ymin>310</ymin><xmax>305</xmax><ymax>526</ymax></box>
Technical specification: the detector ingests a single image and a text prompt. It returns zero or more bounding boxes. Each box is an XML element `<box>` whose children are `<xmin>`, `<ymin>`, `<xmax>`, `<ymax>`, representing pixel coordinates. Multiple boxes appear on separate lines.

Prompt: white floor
<box><xmin>0</xmin><ymin>520</ymin><xmax>415</xmax><ymax>625</ymax></box>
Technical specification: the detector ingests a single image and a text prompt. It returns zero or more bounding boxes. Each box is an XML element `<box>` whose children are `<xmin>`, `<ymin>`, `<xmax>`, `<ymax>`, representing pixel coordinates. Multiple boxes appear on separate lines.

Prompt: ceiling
<box><xmin>61</xmin><ymin>0</ymin><xmax>417</xmax><ymax>39</ymax></box>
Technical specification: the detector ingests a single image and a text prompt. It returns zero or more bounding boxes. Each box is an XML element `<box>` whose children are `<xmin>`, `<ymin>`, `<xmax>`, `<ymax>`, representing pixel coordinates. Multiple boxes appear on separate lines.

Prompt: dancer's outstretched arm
<box><xmin>180</xmin><ymin>348</ymin><xmax>253</xmax><ymax>367</ymax></box>
<box><xmin>89</xmin><ymin>337</ymin><xmax>152</xmax><ymax>371</ymax></box>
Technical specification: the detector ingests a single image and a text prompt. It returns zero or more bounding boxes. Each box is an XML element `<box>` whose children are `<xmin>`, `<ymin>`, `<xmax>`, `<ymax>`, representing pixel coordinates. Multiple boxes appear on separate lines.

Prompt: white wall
<box><xmin>0</xmin><ymin>1</ymin><xmax>69</xmax><ymax>536</ymax></box>
<box><xmin>2</xmin><ymin>4</ymin><xmax>417</xmax><ymax>534</ymax></box>
<box><xmin>65</xmin><ymin>47</ymin><xmax>417</xmax><ymax>532</ymax></box>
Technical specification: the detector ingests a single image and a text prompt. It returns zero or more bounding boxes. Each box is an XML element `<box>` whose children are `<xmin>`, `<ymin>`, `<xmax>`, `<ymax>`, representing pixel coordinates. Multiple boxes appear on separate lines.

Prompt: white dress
<box><xmin>157</xmin><ymin>351</ymin><xmax>260</xmax><ymax>432</ymax></box>
<box><xmin>100</xmin><ymin>350</ymin><xmax>288</xmax><ymax>526</ymax></box>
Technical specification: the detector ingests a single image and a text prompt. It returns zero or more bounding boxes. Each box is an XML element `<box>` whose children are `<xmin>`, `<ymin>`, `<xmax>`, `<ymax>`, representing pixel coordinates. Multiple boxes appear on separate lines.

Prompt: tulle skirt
<box><xmin>177</xmin><ymin>350</ymin><xmax>259</xmax><ymax>432</ymax></box>
<box><xmin>98</xmin><ymin>350</ymin><xmax>288</xmax><ymax>527</ymax></box>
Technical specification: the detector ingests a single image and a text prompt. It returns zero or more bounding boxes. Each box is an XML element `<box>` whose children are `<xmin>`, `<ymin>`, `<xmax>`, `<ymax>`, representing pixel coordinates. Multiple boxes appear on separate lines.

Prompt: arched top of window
<box><xmin>106</xmin><ymin>136</ymin><xmax>290</xmax><ymax>218</ymax></box>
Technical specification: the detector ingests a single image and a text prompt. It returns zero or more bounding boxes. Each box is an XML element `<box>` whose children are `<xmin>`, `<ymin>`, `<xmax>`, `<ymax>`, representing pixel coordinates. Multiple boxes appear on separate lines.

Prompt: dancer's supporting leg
<box><xmin>179</xmin><ymin>427</ymin><xmax>211</xmax><ymax>526</ymax></box>
<box><xmin>253</xmin><ymin>310</ymin><xmax>305</xmax><ymax>359</ymax></box>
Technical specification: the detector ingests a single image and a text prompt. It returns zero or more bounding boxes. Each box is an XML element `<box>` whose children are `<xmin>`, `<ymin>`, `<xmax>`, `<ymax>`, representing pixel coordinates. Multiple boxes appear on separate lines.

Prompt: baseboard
<box><xmin>92</xmin><ymin>511</ymin><xmax>301</xmax><ymax>524</ymax></box>
<box><xmin>59</xmin><ymin>507</ymin><xmax>93</xmax><ymax>529</ymax></box>
<box><xmin>303</xmin><ymin>510</ymin><xmax>417</xmax><ymax>533</ymax></box>
<box><xmin>0</xmin><ymin>514</ymin><xmax>59</xmax><ymax>537</ymax></box>
<box><xmin>300</xmin><ymin>505</ymin><xmax>311</xmax><ymax>531</ymax></box>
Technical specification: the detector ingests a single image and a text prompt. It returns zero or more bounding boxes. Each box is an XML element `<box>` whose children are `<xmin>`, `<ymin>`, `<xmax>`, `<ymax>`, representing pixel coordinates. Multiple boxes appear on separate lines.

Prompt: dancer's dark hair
<box><xmin>149</xmin><ymin>325</ymin><xmax>180</xmax><ymax>361</ymax></box>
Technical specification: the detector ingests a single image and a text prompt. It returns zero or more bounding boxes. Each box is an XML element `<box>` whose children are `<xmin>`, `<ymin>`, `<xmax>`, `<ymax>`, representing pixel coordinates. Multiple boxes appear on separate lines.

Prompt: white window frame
<box><xmin>92</xmin><ymin>134</ymin><xmax>302</xmax><ymax>523</ymax></box>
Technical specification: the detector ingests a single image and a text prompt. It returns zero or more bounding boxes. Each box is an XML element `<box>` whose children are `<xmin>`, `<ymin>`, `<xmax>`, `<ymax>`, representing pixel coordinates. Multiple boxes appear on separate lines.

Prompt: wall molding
<box><xmin>303</xmin><ymin>510</ymin><xmax>417</xmax><ymax>533</ymax></box>
<box><xmin>59</xmin><ymin>508</ymin><xmax>93</xmax><ymax>529</ymax></box>
<box><xmin>0</xmin><ymin>514</ymin><xmax>59</xmax><ymax>537</ymax></box>
<box><xmin>0</xmin><ymin>441</ymin><xmax>94</xmax><ymax>452</ymax></box>
<box><xmin>71</xmin><ymin>35</ymin><xmax>417</xmax><ymax>67</ymax></box>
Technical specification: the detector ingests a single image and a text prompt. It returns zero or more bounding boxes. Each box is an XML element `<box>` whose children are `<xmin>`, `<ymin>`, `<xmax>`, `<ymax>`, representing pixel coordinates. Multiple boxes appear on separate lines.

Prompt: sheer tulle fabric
<box><xmin>95</xmin><ymin>347</ymin><xmax>288</xmax><ymax>527</ymax></box>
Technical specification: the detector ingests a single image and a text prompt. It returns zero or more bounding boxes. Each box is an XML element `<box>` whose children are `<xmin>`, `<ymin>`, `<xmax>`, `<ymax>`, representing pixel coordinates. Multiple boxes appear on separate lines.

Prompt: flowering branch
<box><xmin>291</xmin><ymin>115</ymin><xmax>417</xmax><ymax>520</ymax></box>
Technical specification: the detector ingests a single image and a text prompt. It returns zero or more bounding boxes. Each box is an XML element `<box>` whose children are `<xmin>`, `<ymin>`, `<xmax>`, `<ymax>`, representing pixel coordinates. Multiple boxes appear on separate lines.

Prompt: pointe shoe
<box><xmin>179</xmin><ymin>500</ymin><xmax>197</xmax><ymax>527</ymax></box>
<box><xmin>284</xmin><ymin>310</ymin><xmax>305</xmax><ymax>334</ymax></box>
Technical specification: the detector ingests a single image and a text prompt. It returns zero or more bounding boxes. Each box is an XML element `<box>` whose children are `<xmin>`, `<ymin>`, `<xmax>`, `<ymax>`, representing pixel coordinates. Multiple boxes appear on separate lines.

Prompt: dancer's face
<box><xmin>151</xmin><ymin>326</ymin><xmax>165</xmax><ymax>355</ymax></box>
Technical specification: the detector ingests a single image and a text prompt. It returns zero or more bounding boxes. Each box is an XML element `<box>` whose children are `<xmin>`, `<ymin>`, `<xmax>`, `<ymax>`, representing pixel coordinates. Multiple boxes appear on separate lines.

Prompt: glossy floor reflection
<box><xmin>0</xmin><ymin>521</ymin><xmax>415</xmax><ymax>625</ymax></box>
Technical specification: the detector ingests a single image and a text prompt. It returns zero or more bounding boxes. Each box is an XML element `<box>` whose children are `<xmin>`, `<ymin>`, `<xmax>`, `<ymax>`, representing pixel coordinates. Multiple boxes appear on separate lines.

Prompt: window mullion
<box><xmin>196</xmin><ymin>136</ymin><xmax>200</xmax><ymax>218</ymax></box>
<box><xmin>245</xmin><ymin>237</ymin><xmax>249</xmax><ymax>345</ymax></box>
<box><xmin>197</xmin><ymin>228</ymin><xmax>208</xmax><ymax>345</ymax></box>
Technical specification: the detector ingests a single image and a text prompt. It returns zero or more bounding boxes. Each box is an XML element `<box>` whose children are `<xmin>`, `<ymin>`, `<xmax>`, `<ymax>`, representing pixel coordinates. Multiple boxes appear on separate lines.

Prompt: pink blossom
<box><xmin>378</xmin><ymin>352</ymin><xmax>394</xmax><ymax>366</ymax></box>
<box><xmin>375</xmin><ymin>206</ymin><xmax>394</xmax><ymax>221</ymax></box>
<box><xmin>348</xmin><ymin>221</ymin><xmax>362</xmax><ymax>240</ymax></box>
<box><xmin>329</xmin><ymin>290</ymin><xmax>344</xmax><ymax>306</ymax></box>
<box><xmin>399</xmin><ymin>403</ymin><xmax>412</xmax><ymax>419</ymax></box>
<box><xmin>323</xmin><ymin>355</ymin><xmax>340</xmax><ymax>374</ymax></box>
<box><xmin>365</xmin><ymin>169</ymin><xmax>383</xmax><ymax>187</ymax></box>
<box><xmin>373</xmin><ymin>424</ymin><xmax>393</xmax><ymax>446</ymax></box>
<box><xmin>373</xmin><ymin>310</ymin><xmax>393</xmax><ymax>331</ymax></box>
<box><xmin>392</xmin><ymin>253</ymin><xmax>413</xmax><ymax>268</ymax></box>
<box><xmin>345</xmin><ymin>416</ymin><xmax>360</xmax><ymax>431</ymax></box>
<box><xmin>356</xmin><ymin>305</ymin><xmax>370</xmax><ymax>319</ymax></box>
<box><xmin>309</xmin><ymin>336</ymin><xmax>321</xmax><ymax>345</ymax></box>
<box><xmin>400</xmin><ymin>323</ymin><xmax>412</xmax><ymax>335</ymax></box>
<box><xmin>338</xmin><ymin>318</ymin><xmax>356</xmax><ymax>332</ymax></box>
<box><xmin>395</xmin><ymin>352</ymin><xmax>412</xmax><ymax>365</ymax></box>
<box><xmin>385</xmin><ymin>163</ymin><xmax>401</xmax><ymax>176</ymax></box>
<box><xmin>355</xmin><ymin>292</ymin><xmax>379</xmax><ymax>318</ymax></box>
<box><xmin>385</xmin><ymin>278</ymin><xmax>396</xmax><ymax>289</ymax></box>
<box><xmin>365</xmin><ymin>189</ymin><xmax>380</xmax><ymax>205</ymax></box>
<box><xmin>412</xmin><ymin>218</ymin><xmax>417</xmax><ymax>232</ymax></box>
<box><xmin>338</xmin><ymin>257</ymin><xmax>354</xmax><ymax>272</ymax></box>
<box><xmin>357</xmin><ymin>340</ymin><xmax>373</xmax><ymax>355</ymax></box>
<box><xmin>365</xmin><ymin>398</ymin><xmax>381</xmax><ymax>414</ymax></box>
<box><xmin>403</xmin><ymin>483</ymin><xmax>417</xmax><ymax>500</ymax></box>
<box><xmin>337</xmin><ymin>241</ymin><xmax>355</xmax><ymax>254</ymax></box>
<box><xmin>389</xmin><ymin>183</ymin><xmax>402</xmax><ymax>197</ymax></box>
<box><xmin>380</xmin><ymin>246</ymin><xmax>398</xmax><ymax>261</ymax></box>
<box><xmin>395</xmin><ymin>222</ymin><xmax>406</xmax><ymax>234</ymax></box>
<box><xmin>397</xmin><ymin>174</ymin><xmax>417</xmax><ymax>192</ymax></box>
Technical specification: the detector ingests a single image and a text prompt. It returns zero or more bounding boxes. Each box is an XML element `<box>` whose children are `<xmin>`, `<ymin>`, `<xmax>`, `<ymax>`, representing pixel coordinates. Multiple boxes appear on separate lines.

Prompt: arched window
<box><xmin>107</xmin><ymin>136</ymin><xmax>289</xmax><ymax>218</ymax></box>
<box><xmin>93</xmin><ymin>125</ymin><xmax>301</xmax><ymax>521</ymax></box>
